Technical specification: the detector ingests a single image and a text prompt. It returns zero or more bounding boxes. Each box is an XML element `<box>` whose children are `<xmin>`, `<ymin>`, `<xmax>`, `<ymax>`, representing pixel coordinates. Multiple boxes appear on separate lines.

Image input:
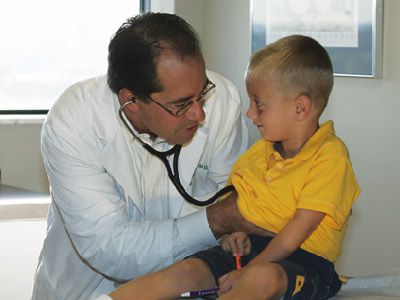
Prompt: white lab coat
<box><xmin>31</xmin><ymin>71</ymin><xmax>249</xmax><ymax>300</ymax></box>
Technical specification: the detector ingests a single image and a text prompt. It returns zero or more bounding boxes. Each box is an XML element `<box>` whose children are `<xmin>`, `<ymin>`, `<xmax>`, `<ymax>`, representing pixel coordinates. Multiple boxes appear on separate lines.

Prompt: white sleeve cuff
<box><xmin>173</xmin><ymin>209</ymin><xmax>218</xmax><ymax>259</ymax></box>
<box><xmin>95</xmin><ymin>295</ymin><xmax>113</xmax><ymax>300</ymax></box>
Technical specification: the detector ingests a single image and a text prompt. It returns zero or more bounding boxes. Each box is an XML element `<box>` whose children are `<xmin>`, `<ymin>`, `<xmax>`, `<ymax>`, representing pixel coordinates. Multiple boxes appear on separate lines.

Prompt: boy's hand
<box><xmin>220</xmin><ymin>232</ymin><xmax>251</xmax><ymax>256</ymax></box>
<box><xmin>217</xmin><ymin>269</ymin><xmax>243</xmax><ymax>295</ymax></box>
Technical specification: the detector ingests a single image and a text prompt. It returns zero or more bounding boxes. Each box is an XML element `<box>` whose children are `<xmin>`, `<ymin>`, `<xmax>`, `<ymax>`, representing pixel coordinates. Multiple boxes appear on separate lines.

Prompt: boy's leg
<box><xmin>218</xmin><ymin>259</ymin><xmax>321</xmax><ymax>300</ymax></box>
<box><xmin>110</xmin><ymin>258</ymin><xmax>216</xmax><ymax>300</ymax></box>
<box><xmin>218</xmin><ymin>262</ymin><xmax>288</xmax><ymax>300</ymax></box>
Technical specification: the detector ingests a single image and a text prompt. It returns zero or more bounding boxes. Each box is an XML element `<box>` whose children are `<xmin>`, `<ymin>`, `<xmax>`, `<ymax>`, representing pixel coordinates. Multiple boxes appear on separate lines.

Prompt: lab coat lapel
<box><xmin>101</xmin><ymin>132</ymin><xmax>144</xmax><ymax>214</ymax></box>
<box><xmin>100</xmin><ymin>124</ymin><xmax>208</xmax><ymax>216</ymax></box>
<box><xmin>178</xmin><ymin>129</ymin><xmax>208</xmax><ymax>189</ymax></box>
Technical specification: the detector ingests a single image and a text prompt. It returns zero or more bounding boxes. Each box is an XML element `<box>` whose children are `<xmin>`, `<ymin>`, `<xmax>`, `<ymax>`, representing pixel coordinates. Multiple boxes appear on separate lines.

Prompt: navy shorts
<box><xmin>190</xmin><ymin>235</ymin><xmax>342</xmax><ymax>300</ymax></box>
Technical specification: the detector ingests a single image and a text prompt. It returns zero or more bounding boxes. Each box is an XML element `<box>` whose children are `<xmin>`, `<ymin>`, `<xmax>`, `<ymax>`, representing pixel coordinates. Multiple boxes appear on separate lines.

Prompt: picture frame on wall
<box><xmin>251</xmin><ymin>0</ymin><xmax>383</xmax><ymax>78</ymax></box>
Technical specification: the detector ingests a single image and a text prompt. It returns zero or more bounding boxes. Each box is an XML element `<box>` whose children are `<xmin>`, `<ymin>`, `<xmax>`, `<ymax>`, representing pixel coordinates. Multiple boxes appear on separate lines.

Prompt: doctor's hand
<box><xmin>206</xmin><ymin>191</ymin><xmax>275</xmax><ymax>239</ymax></box>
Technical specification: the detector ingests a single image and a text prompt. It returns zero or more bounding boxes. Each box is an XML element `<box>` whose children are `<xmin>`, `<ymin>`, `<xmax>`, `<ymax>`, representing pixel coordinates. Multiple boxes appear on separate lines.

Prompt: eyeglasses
<box><xmin>142</xmin><ymin>79</ymin><xmax>216</xmax><ymax>117</ymax></box>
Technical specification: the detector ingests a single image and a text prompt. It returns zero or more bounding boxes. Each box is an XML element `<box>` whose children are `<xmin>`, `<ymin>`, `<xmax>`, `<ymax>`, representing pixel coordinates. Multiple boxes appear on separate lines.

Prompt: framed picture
<box><xmin>251</xmin><ymin>0</ymin><xmax>383</xmax><ymax>78</ymax></box>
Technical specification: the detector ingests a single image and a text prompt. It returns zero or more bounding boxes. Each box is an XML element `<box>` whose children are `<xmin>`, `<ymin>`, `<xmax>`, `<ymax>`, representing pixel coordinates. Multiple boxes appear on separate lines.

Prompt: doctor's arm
<box><xmin>206</xmin><ymin>191</ymin><xmax>274</xmax><ymax>238</ymax></box>
<box><xmin>41</xmin><ymin>119</ymin><xmax>212</xmax><ymax>282</ymax></box>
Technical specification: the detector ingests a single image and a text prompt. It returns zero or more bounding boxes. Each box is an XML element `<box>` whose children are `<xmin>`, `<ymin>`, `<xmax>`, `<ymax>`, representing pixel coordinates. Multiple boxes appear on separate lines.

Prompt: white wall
<box><xmin>175</xmin><ymin>0</ymin><xmax>205</xmax><ymax>40</ymax></box>
<box><xmin>0</xmin><ymin>220</ymin><xmax>47</xmax><ymax>300</ymax></box>
<box><xmin>325</xmin><ymin>0</ymin><xmax>400</xmax><ymax>275</ymax></box>
<box><xmin>175</xmin><ymin>0</ymin><xmax>400</xmax><ymax>277</ymax></box>
<box><xmin>0</xmin><ymin>123</ymin><xmax>48</xmax><ymax>193</ymax></box>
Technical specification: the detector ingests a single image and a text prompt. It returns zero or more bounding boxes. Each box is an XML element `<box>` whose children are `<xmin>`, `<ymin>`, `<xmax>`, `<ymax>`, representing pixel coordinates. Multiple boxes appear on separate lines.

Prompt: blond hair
<box><xmin>246</xmin><ymin>35</ymin><xmax>333</xmax><ymax>114</ymax></box>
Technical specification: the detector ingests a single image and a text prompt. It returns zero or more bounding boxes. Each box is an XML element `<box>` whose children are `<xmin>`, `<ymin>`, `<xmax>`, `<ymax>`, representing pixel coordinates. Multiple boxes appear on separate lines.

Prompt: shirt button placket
<box><xmin>264</xmin><ymin>170</ymin><xmax>273</xmax><ymax>182</ymax></box>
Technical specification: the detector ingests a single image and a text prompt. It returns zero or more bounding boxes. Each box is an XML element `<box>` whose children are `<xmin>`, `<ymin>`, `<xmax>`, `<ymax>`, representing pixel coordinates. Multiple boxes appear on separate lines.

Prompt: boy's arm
<box><xmin>248</xmin><ymin>208</ymin><xmax>325</xmax><ymax>265</ymax></box>
<box><xmin>217</xmin><ymin>208</ymin><xmax>324</xmax><ymax>294</ymax></box>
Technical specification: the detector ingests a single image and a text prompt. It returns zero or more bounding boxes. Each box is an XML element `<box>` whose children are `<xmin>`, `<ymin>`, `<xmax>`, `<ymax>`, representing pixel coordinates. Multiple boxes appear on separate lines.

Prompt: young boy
<box><xmin>105</xmin><ymin>35</ymin><xmax>360</xmax><ymax>300</ymax></box>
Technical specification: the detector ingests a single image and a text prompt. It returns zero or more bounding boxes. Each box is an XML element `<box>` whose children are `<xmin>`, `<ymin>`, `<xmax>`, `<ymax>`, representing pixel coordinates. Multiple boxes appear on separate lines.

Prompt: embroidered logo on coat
<box><xmin>197</xmin><ymin>163</ymin><xmax>209</xmax><ymax>171</ymax></box>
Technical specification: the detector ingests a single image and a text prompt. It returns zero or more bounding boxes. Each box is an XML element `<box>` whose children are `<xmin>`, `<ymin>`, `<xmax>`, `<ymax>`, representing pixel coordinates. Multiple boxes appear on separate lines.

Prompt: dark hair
<box><xmin>107</xmin><ymin>12</ymin><xmax>201</xmax><ymax>98</ymax></box>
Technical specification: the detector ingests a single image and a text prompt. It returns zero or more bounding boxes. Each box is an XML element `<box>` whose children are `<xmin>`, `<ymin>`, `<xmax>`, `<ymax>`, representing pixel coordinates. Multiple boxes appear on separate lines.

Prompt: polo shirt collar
<box><xmin>297</xmin><ymin>120</ymin><xmax>334</xmax><ymax>160</ymax></box>
<box><xmin>266</xmin><ymin>120</ymin><xmax>335</xmax><ymax>161</ymax></box>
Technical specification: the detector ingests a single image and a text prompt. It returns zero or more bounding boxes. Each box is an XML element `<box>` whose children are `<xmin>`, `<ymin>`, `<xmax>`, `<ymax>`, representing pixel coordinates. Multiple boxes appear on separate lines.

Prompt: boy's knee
<box><xmin>246</xmin><ymin>262</ymin><xmax>288</xmax><ymax>296</ymax></box>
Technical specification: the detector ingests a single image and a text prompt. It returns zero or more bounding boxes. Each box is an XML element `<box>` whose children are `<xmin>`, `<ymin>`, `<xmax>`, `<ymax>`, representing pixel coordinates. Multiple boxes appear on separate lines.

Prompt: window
<box><xmin>0</xmin><ymin>0</ymin><xmax>144</xmax><ymax>114</ymax></box>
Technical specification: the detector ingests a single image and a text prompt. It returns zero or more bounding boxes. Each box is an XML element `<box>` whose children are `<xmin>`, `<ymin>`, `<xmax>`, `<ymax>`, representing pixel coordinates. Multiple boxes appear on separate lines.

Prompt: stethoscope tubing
<box><xmin>119</xmin><ymin>101</ymin><xmax>234</xmax><ymax>206</ymax></box>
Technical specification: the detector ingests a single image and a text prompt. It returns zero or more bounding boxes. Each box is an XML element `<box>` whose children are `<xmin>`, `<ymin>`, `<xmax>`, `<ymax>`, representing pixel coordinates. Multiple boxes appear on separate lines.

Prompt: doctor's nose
<box><xmin>184</xmin><ymin>101</ymin><xmax>206</xmax><ymax>122</ymax></box>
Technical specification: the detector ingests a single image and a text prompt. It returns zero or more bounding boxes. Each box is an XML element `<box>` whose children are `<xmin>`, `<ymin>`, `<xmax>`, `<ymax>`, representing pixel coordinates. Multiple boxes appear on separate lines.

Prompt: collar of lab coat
<box><xmin>100</xmin><ymin>94</ymin><xmax>208</xmax><ymax>215</ymax></box>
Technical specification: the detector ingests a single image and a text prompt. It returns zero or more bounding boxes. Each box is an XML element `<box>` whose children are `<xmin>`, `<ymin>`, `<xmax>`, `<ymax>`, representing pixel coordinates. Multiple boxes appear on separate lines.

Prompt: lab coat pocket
<box><xmin>191</xmin><ymin>167</ymin><xmax>218</xmax><ymax>200</ymax></box>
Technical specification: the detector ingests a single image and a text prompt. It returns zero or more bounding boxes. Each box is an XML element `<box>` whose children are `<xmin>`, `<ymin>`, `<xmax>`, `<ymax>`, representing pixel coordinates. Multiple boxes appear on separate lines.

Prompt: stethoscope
<box><xmin>119</xmin><ymin>100</ymin><xmax>234</xmax><ymax>206</ymax></box>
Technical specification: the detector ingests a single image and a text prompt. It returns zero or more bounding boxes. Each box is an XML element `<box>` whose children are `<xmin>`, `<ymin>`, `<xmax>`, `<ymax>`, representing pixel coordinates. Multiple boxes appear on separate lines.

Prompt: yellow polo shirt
<box><xmin>228</xmin><ymin>121</ymin><xmax>360</xmax><ymax>262</ymax></box>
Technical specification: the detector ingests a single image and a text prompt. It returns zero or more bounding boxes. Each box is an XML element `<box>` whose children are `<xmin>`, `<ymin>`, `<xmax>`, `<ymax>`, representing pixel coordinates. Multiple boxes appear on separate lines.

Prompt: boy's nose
<box><xmin>246</xmin><ymin>106</ymin><xmax>256</xmax><ymax>121</ymax></box>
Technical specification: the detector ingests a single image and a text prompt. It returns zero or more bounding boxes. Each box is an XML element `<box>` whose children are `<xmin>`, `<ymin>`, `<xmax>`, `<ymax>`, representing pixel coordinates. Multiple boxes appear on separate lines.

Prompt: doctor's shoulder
<box><xmin>206</xmin><ymin>70</ymin><xmax>242</xmax><ymax>108</ymax></box>
<box><xmin>44</xmin><ymin>76</ymin><xmax>108</xmax><ymax>140</ymax></box>
<box><xmin>204</xmin><ymin>71</ymin><xmax>243</xmax><ymax>127</ymax></box>
<box><xmin>48</xmin><ymin>76</ymin><xmax>105</xmax><ymax>116</ymax></box>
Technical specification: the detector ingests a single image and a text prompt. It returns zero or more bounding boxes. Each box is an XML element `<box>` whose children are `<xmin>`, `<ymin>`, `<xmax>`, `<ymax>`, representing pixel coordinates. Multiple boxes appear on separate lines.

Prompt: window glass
<box><xmin>0</xmin><ymin>0</ymin><xmax>141</xmax><ymax>112</ymax></box>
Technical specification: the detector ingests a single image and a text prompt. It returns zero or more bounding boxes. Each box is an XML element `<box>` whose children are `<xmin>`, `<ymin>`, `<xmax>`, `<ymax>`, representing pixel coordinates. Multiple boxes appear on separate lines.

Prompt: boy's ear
<box><xmin>118</xmin><ymin>88</ymin><xmax>139</xmax><ymax>113</ymax></box>
<box><xmin>294</xmin><ymin>94</ymin><xmax>312</xmax><ymax>120</ymax></box>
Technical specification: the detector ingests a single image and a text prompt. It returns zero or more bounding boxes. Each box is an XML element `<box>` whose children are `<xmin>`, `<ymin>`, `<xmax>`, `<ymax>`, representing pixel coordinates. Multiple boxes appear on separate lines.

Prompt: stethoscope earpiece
<box><xmin>120</xmin><ymin>98</ymin><xmax>136</xmax><ymax>110</ymax></box>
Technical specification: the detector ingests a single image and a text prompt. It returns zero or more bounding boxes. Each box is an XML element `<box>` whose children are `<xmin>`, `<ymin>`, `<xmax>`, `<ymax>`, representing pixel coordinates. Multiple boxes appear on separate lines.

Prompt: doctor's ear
<box><xmin>118</xmin><ymin>88</ymin><xmax>139</xmax><ymax>112</ymax></box>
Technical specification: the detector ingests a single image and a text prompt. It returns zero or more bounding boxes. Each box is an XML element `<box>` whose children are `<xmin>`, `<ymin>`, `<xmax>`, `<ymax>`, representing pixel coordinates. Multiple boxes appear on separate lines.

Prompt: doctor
<box><xmin>32</xmin><ymin>12</ymin><xmax>260</xmax><ymax>300</ymax></box>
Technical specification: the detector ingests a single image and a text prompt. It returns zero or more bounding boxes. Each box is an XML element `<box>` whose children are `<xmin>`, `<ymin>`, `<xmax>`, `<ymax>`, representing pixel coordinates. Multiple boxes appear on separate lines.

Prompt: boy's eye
<box><xmin>254</xmin><ymin>99</ymin><xmax>263</xmax><ymax>108</ymax></box>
